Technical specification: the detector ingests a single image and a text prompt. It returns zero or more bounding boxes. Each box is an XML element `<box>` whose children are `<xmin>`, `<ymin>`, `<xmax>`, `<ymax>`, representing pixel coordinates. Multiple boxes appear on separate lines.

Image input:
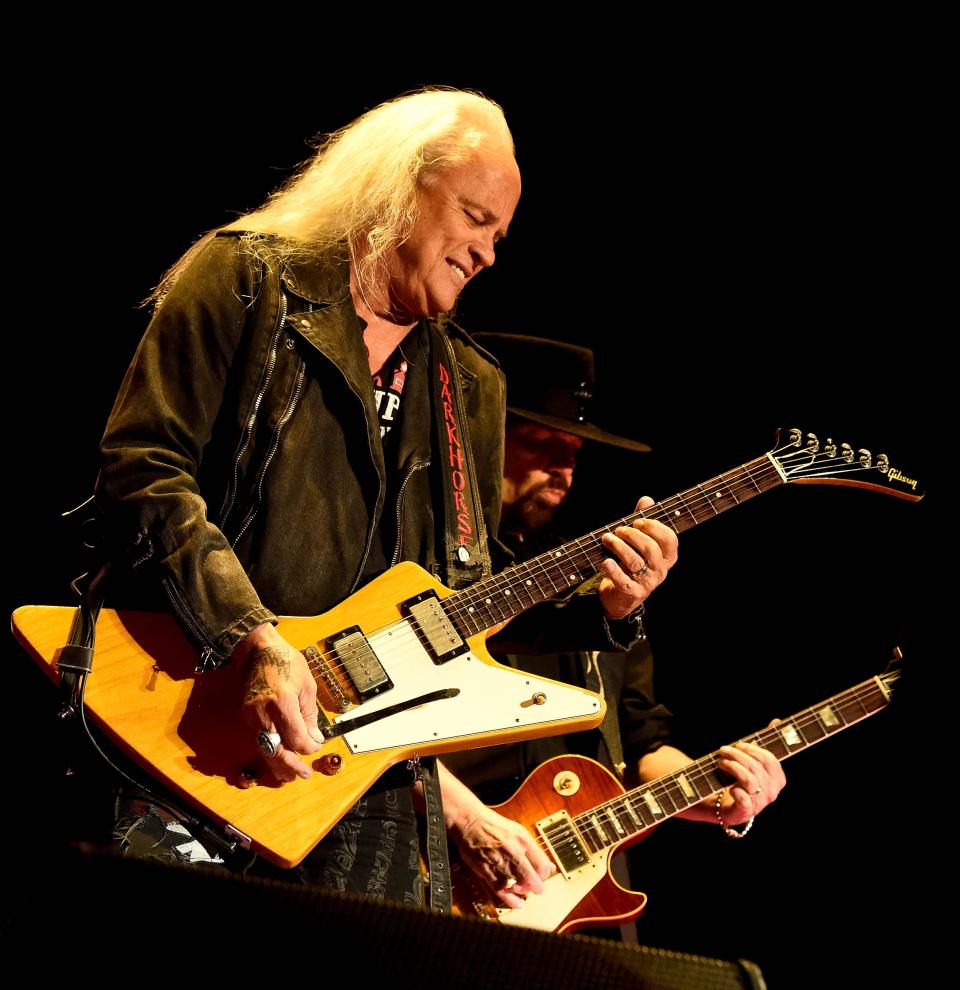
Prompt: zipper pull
<box><xmin>196</xmin><ymin>645</ymin><xmax>223</xmax><ymax>674</ymax></box>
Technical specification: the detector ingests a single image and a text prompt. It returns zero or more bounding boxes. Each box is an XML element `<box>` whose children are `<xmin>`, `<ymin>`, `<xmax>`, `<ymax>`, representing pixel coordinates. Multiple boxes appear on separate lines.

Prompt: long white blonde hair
<box><xmin>153</xmin><ymin>88</ymin><xmax>514</xmax><ymax>304</ymax></box>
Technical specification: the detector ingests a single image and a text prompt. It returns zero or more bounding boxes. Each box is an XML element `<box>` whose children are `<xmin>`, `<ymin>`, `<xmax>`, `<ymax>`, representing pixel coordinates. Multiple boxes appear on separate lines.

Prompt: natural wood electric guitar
<box><xmin>11</xmin><ymin>429</ymin><xmax>919</xmax><ymax>868</ymax></box>
<box><xmin>450</xmin><ymin>664</ymin><xmax>902</xmax><ymax>933</ymax></box>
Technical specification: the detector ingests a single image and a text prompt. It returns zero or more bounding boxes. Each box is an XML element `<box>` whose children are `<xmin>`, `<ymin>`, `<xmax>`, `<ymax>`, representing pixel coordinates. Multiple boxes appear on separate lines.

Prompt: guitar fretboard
<box><xmin>569</xmin><ymin>673</ymin><xmax>897</xmax><ymax>854</ymax></box>
<box><xmin>447</xmin><ymin>454</ymin><xmax>783</xmax><ymax>635</ymax></box>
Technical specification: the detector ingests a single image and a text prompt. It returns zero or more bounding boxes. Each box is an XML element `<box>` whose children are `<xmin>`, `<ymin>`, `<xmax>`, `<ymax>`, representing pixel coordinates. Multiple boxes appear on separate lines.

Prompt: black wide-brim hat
<box><xmin>471</xmin><ymin>333</ymin><xmax>651</xmax><ymax>452</ymax></box>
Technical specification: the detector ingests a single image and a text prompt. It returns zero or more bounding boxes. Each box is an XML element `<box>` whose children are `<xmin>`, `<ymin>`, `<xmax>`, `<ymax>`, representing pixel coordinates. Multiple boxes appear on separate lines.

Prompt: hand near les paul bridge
<box><xmin>438</xmin><ymin>732</ymin><xmax>787</xmax><ymax>912</ymax></box>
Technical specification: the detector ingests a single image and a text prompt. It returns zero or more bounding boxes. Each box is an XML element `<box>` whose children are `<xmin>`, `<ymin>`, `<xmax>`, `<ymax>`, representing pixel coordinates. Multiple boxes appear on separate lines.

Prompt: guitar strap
<box><xmin>57</xmin><ymin>566</ymin><xmax>106</xmax><ymax>714</ymax></box>
<box><xmin>415</xmin><ymin>755</ymin><xmax>453</xmax><ymax>914</ymax></box>
<box><xmin>430</xmin><ymin>329</ymin><xmax>492</xmax><ymax>589</ymax></box>
<box><xmin>582</xmin><ymin>652</ymin><xmax>627</xmax><ymax>779</ymax></box>
<box><xmin>419</xmin><ymin>328</ymin><xmax>494</xmax><ymax>913</ymax></box>
<box><xmin>56</xmin><ymin>496</ymin><xmax>107</xmax><ymax>709</ymax></box>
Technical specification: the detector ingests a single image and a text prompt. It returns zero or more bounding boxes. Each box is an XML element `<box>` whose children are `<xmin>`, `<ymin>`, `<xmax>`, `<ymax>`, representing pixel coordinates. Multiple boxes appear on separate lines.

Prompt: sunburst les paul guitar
<box><xmin>11</xmin><ymin>429</ymin><xmax>920</xmax><ymax>868</ymax></box>
<box><xmin>450</xmin><ymin>663</ymin><xmax>902</xmax><ymax>933</ymax></box>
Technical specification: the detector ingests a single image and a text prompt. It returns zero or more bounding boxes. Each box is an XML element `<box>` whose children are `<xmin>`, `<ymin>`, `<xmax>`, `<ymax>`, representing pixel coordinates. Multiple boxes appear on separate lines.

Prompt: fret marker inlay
<box><xmin>642</xmin><ymin>792</ymin><xmax>662</xmax><ymax>816</ymax></box>
<box><xmin>677</xmin><ymin>773</ymin><xmax>696</xmax><ymax>799</ymax></box>
<box><xmin>817</xmin><ymin>705</ymin><xmax>840</xmax><ymax>728</ymax></box>
<box><xmin>606</xmin><ymin>810</ymin><xmax>625</xmax><ymax>836</ymax></box>
<box><xmin>588</xmin><ymin>814</ymin><xmax>608</xmax><ymax>842</ymax></box>
<box><xmin>780</xmin><ymin>725</ymin><xmax>802</xmax><ymax>747</ymax></box>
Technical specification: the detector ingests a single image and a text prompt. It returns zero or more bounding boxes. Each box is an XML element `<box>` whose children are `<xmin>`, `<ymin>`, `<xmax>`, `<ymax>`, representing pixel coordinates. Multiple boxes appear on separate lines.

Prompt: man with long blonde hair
<box><xmin>97</xmin><ymin>88</ymin><xmax>674</xmax><ymax>905</ymax></box>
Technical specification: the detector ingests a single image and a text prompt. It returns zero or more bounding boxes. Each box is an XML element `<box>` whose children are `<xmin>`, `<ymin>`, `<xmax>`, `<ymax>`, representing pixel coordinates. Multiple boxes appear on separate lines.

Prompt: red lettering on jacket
<box><xmin>438</xmin><ymin>360</ymin><xmax>474</xmax><ymax>549</ymax></box>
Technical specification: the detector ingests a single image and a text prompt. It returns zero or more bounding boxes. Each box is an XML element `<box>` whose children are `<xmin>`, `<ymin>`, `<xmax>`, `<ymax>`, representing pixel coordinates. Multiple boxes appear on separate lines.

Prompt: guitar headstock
<box><xmin>879</xmin><ymin>646</ymin><xmax>904</xmax><ymax>694</ymax></box>
<box><xmin>771</xmin><ymin>428</ymin><xmax>924</xmax><ymax>501</ymax></box>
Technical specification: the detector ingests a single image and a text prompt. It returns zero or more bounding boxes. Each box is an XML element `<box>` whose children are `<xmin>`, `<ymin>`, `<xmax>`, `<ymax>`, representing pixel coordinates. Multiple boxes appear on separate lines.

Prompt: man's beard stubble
<box><xmin>500</xmin><ymin>480</ymin><xmax>569</xmax><ymax>537</ymax></box>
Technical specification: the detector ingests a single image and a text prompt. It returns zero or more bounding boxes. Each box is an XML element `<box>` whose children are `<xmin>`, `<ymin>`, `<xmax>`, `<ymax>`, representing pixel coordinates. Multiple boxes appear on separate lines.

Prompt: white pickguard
<box><xmin>496</xmin><ymin>851</ymin><xmax>609</xmax><ymax>931</ymax></box>
<box><xmin>334</xmin><ymin>620</ymin><xmax>601</xmax><ymax>753</ymax></box>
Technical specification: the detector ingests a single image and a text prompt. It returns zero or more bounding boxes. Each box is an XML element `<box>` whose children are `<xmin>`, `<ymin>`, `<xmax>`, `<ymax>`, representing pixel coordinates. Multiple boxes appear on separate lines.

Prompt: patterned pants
<box><xmin>114</xmin><ymin>778</ymin><xmax>424</xmax><ymax>908</ymax></box>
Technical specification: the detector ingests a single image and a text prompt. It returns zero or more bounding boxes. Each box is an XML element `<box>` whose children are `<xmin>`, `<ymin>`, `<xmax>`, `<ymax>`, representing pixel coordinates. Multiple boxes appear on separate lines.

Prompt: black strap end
<box><xmin>58</xmin><ymin>644</ymin><xmax>94</xmax><ymax>674</ymax></box>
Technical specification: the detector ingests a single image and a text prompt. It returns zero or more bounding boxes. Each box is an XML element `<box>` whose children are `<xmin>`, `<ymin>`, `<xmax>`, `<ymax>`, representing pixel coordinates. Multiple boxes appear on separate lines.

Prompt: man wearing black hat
<box><xmin>437</xmin><ymin>334</ymin><xmax>786</xmax><ymax>931</ymax></box>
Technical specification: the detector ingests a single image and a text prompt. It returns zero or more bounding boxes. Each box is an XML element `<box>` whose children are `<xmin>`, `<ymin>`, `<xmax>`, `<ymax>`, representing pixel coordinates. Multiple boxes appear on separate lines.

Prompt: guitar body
<box><xmin>450</xmin><ymin>664</ymin><xmax>903</xmax><ymax>934</ymax></box>
<box><xmin>11</xmin><ymin>562</ymin><xmax>604</xmax><ymax>869</ymax></box>
<box><xmin>451</xmin><ymin>756</ymin><xmax>652</xmax><ymax>934</ymax></box>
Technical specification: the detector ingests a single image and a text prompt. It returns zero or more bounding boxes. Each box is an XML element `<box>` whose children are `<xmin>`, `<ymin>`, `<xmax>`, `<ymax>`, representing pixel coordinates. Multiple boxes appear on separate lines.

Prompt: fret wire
<box><xmin>566</xmin><ymin>679</ymin><xmax>893</xmax><ymax>849</ymax></box>
<box><xmin>445</xmin><ymin>456</ymin><xmax>785</xmax><ymax>631</ymax></box>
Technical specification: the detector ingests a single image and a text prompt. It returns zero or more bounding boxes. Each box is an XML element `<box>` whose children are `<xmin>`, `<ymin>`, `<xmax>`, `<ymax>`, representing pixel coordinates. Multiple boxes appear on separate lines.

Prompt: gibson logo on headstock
<box><xmin>888</xmin><ymin>468</ymin><xmax>918</xmax><ymax>490</ymax></box>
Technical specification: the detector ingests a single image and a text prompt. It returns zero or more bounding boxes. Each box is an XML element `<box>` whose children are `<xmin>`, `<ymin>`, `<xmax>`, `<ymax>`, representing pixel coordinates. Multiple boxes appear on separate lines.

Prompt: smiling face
<box><xmin>387</xmin><ymin>150</ymin><xmax>521</xmax><ymax>321</ymax></box>
<box><xmin>500</xmin><ymin>420</ymin><xmax>584</xmax><ymax>535</ymax></box>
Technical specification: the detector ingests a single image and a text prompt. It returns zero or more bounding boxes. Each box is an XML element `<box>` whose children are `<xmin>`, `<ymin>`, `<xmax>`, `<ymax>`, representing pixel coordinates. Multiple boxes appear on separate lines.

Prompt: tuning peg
<box><xmin>858</xmin><ymin>448</ymin><xmax>872</xmax><ymax>467</ymax></box>
<box><xmin>882</xmin><ymin>645</ymin><xmax>905</xmax><ymax>676</ymax></box>
<box><xmin>788</xmin><ymin>428</ymin><xmax>802</xmax><ymax>447</ymax></box>
<box><xmin>824</xmin><ymin>438</ymin><xmax>837</xmax><ymax>458</ymax></box>
<box><xmin>840</xmin><ymin>443</ymin><xmax>854</xmax><ymax>463</ymax></box>
<box><xmin>805</xmin><ymin>432</ymin><xmax>820</xmax><ymax>453</ymax></box>
<box><xmin>877</xmin><ymin>453</ymin><xmax>889</xmax><ymax>473</ymax></box>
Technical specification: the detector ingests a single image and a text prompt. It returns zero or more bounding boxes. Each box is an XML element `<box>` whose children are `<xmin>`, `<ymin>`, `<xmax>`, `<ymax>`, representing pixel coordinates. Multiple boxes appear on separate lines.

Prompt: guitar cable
<box><xmin>58</xmin><ymin>565</ymin><xmax>245</xmax><ymax>864</ymax></box>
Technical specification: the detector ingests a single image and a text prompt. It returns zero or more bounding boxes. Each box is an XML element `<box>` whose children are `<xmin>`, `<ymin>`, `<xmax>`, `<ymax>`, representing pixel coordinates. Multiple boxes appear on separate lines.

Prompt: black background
<box><xmin>9</xmin><ymin>53</ymin><xmax>939</xmax><ymax>985</ymax></box>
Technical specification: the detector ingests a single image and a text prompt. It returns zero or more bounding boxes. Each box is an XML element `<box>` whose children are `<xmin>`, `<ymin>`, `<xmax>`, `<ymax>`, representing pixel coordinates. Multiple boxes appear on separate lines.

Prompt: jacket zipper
<box><xmin>231</xmin><ymin>348</ymin><xmax>306</xmax><ymax>547</ymax></box>
<box><xmin>162</xmin><ymin>575</ymin><xmax>229</xmax><ymax>671</ymax></box>
<box><xmin>219</xmin><ymin>292</ymin><xmax>289</xmax><ymax>531</ymax></box>
<box><xmin>330</xmin><ymin>368</ymin><xmax>382</xmax><ymax>595</ymax></box>
<box><xmin>390</xmin><ymin>459</ymin><xmax>430</xmax><ymax>567</ymax></box>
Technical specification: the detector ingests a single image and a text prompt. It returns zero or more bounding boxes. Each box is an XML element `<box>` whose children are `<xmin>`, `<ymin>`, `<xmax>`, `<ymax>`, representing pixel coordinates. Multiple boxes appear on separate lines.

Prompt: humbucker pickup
<box><xmin>401</xmin><ymin>591</ymin><xmax>470</xmax><ymax>664</ymax></box>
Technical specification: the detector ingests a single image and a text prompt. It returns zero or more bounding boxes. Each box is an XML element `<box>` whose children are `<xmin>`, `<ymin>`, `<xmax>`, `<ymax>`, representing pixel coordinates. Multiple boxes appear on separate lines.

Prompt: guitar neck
<box><xmin>571</xmin><ymin>672</ymin><xmax>898</xmax><ymax>855</ymax></box>
<box><xmin>448</xmin><ymin>453</ymin><xmax>784</xmax><ymax>635</ymax></box>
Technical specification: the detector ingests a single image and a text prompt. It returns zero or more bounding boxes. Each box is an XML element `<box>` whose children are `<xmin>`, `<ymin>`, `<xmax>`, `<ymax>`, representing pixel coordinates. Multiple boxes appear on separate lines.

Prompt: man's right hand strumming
<box><xmin>235</xmin><ymin>623</ymin><xmax>325</xmax><ymax>782</ymax></box>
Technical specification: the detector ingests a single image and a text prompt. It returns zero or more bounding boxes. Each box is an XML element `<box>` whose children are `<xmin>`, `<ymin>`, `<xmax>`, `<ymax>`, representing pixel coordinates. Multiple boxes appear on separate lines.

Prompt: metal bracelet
<box><xmin>715</xmin><ymin>792</ymin><xmax>755</xmax><ymax>839</ymax></box>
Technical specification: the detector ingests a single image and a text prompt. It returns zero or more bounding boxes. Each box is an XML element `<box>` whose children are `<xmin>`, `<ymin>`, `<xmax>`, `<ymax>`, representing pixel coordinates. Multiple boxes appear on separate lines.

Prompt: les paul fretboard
<box><xmin>550</xmin><ymin>669</ymin><xmax>899</xmax><ymax>863</ymax></box>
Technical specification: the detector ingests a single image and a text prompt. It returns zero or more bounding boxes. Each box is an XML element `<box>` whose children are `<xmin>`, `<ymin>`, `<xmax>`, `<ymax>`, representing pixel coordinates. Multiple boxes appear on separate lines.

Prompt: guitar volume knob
<box><xmin>315</xmin><ymin>753</ymin><xmax>344</xmax><ymax>775</ymax></box>
<box><xmin>553</xmin><ymin>770</ymin><xmax>581</xmax><ymax>796</ymax></box>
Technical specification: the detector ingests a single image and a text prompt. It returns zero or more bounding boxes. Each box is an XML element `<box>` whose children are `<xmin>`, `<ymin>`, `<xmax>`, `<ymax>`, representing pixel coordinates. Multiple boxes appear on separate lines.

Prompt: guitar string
<box><xmin>299</xmin><ymin>453</ymin><xmax>800</xmax><ymax>686</ymax></box>
<box><xmin>504</xmin><ymin>680</ymin><xmax>890</xmax><ymax>866</ymax></box>
<box><xmin>297</xmin><ymin>451</ymin><xmax>885</xmax><ymax>690</ymax></box>
<box><xmin>297</xmin><ymin>458</ymin><xmax>786</xmax><ymax>684</ymax></box>
<box><xmin>567</xmin><ymin>682</ymin><xmax>885</xmax><ymax>837</ymax></box>
<box><xmin>296</xmin><ymin>452</ymin><xmax>880</xmax><ymax>688</ymax></box>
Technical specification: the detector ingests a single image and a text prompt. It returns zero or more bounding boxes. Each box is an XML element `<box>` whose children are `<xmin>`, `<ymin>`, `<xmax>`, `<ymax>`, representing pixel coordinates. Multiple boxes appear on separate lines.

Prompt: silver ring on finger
<box><xmin>257</xmin><ymin>730</ymin><xmax>282</xmax><ymax>758</ymax></box>
<box><xmin>631</xmin><ymin>560</ymin><xmax>650</xmax><ymax>579</ymax></box>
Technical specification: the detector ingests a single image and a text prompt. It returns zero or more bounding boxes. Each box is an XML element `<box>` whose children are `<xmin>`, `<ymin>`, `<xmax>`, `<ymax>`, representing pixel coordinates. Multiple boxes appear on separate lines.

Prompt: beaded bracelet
<box><xmin>715</xmin><ymin>792</ymin><xmax>755</xmax><ymax>839</ymax></box>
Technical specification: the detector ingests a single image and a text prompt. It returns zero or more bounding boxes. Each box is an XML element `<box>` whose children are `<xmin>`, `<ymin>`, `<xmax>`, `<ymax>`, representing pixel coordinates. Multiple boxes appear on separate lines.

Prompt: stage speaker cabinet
<box><xmin>7</xmin><ymin>848</ymin><xmax>765</xmax><ymax>989</ymax></box>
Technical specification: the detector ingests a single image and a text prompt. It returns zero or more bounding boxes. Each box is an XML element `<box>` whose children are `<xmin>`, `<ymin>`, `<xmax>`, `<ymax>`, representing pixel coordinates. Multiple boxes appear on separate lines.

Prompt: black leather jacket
<box><xmin>97</xmin><ymin>233</ymin><xmax>506</xmax><ymax>665</ymax></box>
<box><xmin>98</xmin><ymin>232</ymin><xmax>638</xmax><ymax>673</ymax></box>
